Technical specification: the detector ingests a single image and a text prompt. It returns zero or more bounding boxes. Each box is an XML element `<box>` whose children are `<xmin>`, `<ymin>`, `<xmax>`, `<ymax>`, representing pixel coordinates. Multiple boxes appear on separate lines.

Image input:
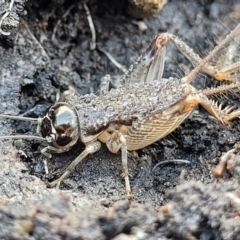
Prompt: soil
<box><xmin>1</xmin><ymin>0</ymin><xmax>240</xmax><ymax>239</ymax></box>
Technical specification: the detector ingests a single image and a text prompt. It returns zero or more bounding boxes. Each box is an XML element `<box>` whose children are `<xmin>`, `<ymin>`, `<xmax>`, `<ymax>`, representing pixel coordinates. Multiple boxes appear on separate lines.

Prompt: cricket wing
<box><xmin>120</xmin><ymin>35</ymin><xmax>166</xmax><ymax>86</ymax></box>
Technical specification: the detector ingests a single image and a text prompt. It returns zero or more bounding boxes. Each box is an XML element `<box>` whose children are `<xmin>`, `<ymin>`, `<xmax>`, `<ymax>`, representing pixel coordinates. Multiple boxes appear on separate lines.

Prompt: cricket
<box><xmin>1</xmin><ymin>23</ymin><xmax>240</xmax><ymax>198</ymax></box>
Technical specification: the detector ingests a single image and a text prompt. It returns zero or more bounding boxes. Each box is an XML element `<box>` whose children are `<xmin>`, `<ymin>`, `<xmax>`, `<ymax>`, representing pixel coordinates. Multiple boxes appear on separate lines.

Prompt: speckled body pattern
<box><xmin>63</xmin><ymin>77</ymin><xmax>191</xmax><ymax>150</ymax></box>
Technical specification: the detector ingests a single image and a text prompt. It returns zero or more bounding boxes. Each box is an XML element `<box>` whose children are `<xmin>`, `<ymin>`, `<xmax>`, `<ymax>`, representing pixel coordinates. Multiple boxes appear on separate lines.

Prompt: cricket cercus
<box><xmin>1</xmin><ymin>24</ymin><xmax>240</xmax><ymax>198</ymax></box>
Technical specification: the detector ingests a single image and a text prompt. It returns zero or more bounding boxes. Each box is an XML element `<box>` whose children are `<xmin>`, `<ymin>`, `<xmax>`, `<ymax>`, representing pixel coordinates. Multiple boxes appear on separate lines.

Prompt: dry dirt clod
<box><xmin>128</xmin><ymin>0</ymin><xmax>168</xmax><ymax>19</ymax></box>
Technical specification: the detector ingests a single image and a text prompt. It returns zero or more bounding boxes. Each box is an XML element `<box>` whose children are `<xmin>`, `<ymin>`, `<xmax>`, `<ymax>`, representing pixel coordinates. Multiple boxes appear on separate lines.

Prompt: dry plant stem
<box><xmin>131</xmin><ymin>20</ymin><xmax>148</xmax><ymax>32</ymax></box>
<box><xmin>43</xmin><ymin>158</ymin><xmax>49</xmax><ymax>174</ymax></box>
<box><xmin>152</xmin><ymin>160</ymin><xmax>191</xmax><ymax>172</ymax></box>
<box><xmin>21</xmin><ymin>20</ymin><xmax>50</xmax><ymax>62</ymax></box>
<box><xmin>83</xmin><ymin>2</ymin><xmax>96</xmax><ymax>50</ymax></box>
<box><xmin>98</xmin><ymin>47</ymin><xmax>127</xmax><ymax>73</ymax></box>
<box><xmin>13</xmin><ymin>31</ymin><xmax>20</xmax><ymax>55</ymax></box>
<box><xmin>51</xmin><ymin>4</ymin><xmax>75</xmax><ymax>47</ymax></box>
<box><xmin>0</xmin><ymin>0</ymin><xmax>15</xmax><ymax>35</ymax></box>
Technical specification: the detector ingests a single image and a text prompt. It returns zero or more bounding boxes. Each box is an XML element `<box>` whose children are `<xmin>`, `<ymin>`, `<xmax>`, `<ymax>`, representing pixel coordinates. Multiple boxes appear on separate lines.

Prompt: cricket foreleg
<box><xmin>99</xmin><ymin>74</ymin><xmax>123</xmax><ymax>94</ymax></box>
<box><xmin>100</xmin><ymin>74</ymin><xmax>111</xmax><ymax>94</ymax></box>
<box><xmin>41</xmin><ymin>146</ymin><xmax>69</xmax><ymax>158</ymax></box>
<box><xmin>49</xmin><ymin>141</ymin><xmax>101</xmax><ymax>188</ymax></box>
<box><xmin>41</xmin><ymin>146</ymin><xmax>69</xmax><ymax>174</ymax></box>
<box><xmin>119</xmin><ymin>134</ymin><xmax>133</xmax><ymax>199</ymax></box>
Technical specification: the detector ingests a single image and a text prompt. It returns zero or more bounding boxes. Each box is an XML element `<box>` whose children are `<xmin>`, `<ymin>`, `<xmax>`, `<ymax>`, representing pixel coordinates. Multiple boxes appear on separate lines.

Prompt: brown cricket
<box><xmin>1</xmin><ymin>24</ymin><xmax>240</xmax><ymax>197</ymax></box>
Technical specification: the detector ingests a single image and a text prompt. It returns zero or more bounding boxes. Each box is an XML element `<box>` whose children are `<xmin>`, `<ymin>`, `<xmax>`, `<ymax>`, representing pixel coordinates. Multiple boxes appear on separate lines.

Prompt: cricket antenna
<box><xmin>0</xmin><ymin>114</ymin><xmax>46</xmax><ymax>142</ymax></box>
<box><xmin>0</xmin><ymin>114</ymin><xmax>39</xmax><ymax>123</ymax></box>
<box><xmin>185</xmin><ymin>23</ymin><xmax>240</xmax><ymax>83</ymax></box>
<box><xmin>0</xmin><ymin>135</ymin><xmax>47</xmax><ymax>141</ymax></box>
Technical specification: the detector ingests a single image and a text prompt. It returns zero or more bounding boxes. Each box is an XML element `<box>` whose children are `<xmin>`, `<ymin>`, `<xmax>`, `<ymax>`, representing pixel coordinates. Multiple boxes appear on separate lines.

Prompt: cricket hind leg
<box><xmin>197</xmin><ymin>93</ymin><xmax>240</xmax><ymax>124</ymax></box>
<box><xmin>214</xmin><ymin>62</ymin><xmax>240</xmax><ymax>82</ymax></box>
<box><xmin>199</xmin><ymin>81</ymin><xmax>240</xmax><ymax>123</ymax></box>
<box><xmin>162</xmin><ymin>33</ymin><xmax>240</xmax><ymax>82</ymax></box>
<box><xmin>184</xmin><ymin>89</ymin><xmax>240</xmax><ymax>125</ymax></box>
<box><xmin>49</xmin><ymin>141</ymin><xmax>101</xmax><ymax>188</ymax></box>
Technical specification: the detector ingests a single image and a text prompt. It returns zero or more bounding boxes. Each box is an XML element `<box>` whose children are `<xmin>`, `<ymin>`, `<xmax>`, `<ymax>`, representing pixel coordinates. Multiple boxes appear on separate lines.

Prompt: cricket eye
<box><xmin>41</xmin><ymin>103</ymin><xmax>79</xmax><ymax>148</ymax></box>
<box><xmin>52</xmin><ymin>103</ymin><xmax>79</xmax><ymax>148</ymax></box>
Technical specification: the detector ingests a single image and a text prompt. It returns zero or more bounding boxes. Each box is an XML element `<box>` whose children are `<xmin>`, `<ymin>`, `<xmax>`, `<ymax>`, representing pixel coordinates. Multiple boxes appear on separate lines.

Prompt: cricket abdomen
<box><xmin>97</xmin><ymin>96</ymin><xmax>196</xmax><ymax>152</ymax></box>
<box><xmin>126</xmin><ymin>103</ymin><xmax>193</xmax><ymax>150</ymax></box>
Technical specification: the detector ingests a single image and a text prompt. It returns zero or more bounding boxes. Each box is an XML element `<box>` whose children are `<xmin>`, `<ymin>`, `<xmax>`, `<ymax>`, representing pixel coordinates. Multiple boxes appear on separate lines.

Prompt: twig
<box><xmin>13</xmin><ymin>30</ymin><xmax>19</xmax><ymax>55</ymax></box>
<box><xmin>152</xmin><ymin>159</ymin><xmax>191</xmax><ymax>173</ymax></box>
<box><xmin>98</xmin><ymin>47</ymin><xmax>127</xmax><ymax>73</ymax></box>
<box><xmin>21</xmin><ymin>19</ymin><xmax>50</xmax><ymax>62</ymax></box>
<box><xmin>83</xmin><ymin>2</ymin><xmax>96</xmax><ymax>50</ymax></box>
<box><xmin>51</xmin><ymin>4</ymin><xmax>75</xmax><ymax>47</ymax></box>
<box><xmin>0</xmin><ymin>0</ymin><xmax>15</xmax><ymax>35</ymax></box>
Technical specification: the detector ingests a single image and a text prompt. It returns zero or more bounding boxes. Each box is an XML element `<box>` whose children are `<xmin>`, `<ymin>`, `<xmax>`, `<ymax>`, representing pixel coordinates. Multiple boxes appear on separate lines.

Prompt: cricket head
<box><xmin>38</xmin><ymin>102</ymin><xmax>79</xmax><ymax>149</ymax></box>
<box><xmin>0</xmin><ymin>102</ymin><xmax>80</xmax><ymax>150</ymax></box>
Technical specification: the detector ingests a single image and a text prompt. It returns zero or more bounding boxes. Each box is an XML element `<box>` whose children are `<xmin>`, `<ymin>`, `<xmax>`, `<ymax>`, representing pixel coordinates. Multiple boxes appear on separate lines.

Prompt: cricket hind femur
<box><xmin>40</xmin><ymin>102</ymin><xmax>79</xmax><ymax>149</ymax></box>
